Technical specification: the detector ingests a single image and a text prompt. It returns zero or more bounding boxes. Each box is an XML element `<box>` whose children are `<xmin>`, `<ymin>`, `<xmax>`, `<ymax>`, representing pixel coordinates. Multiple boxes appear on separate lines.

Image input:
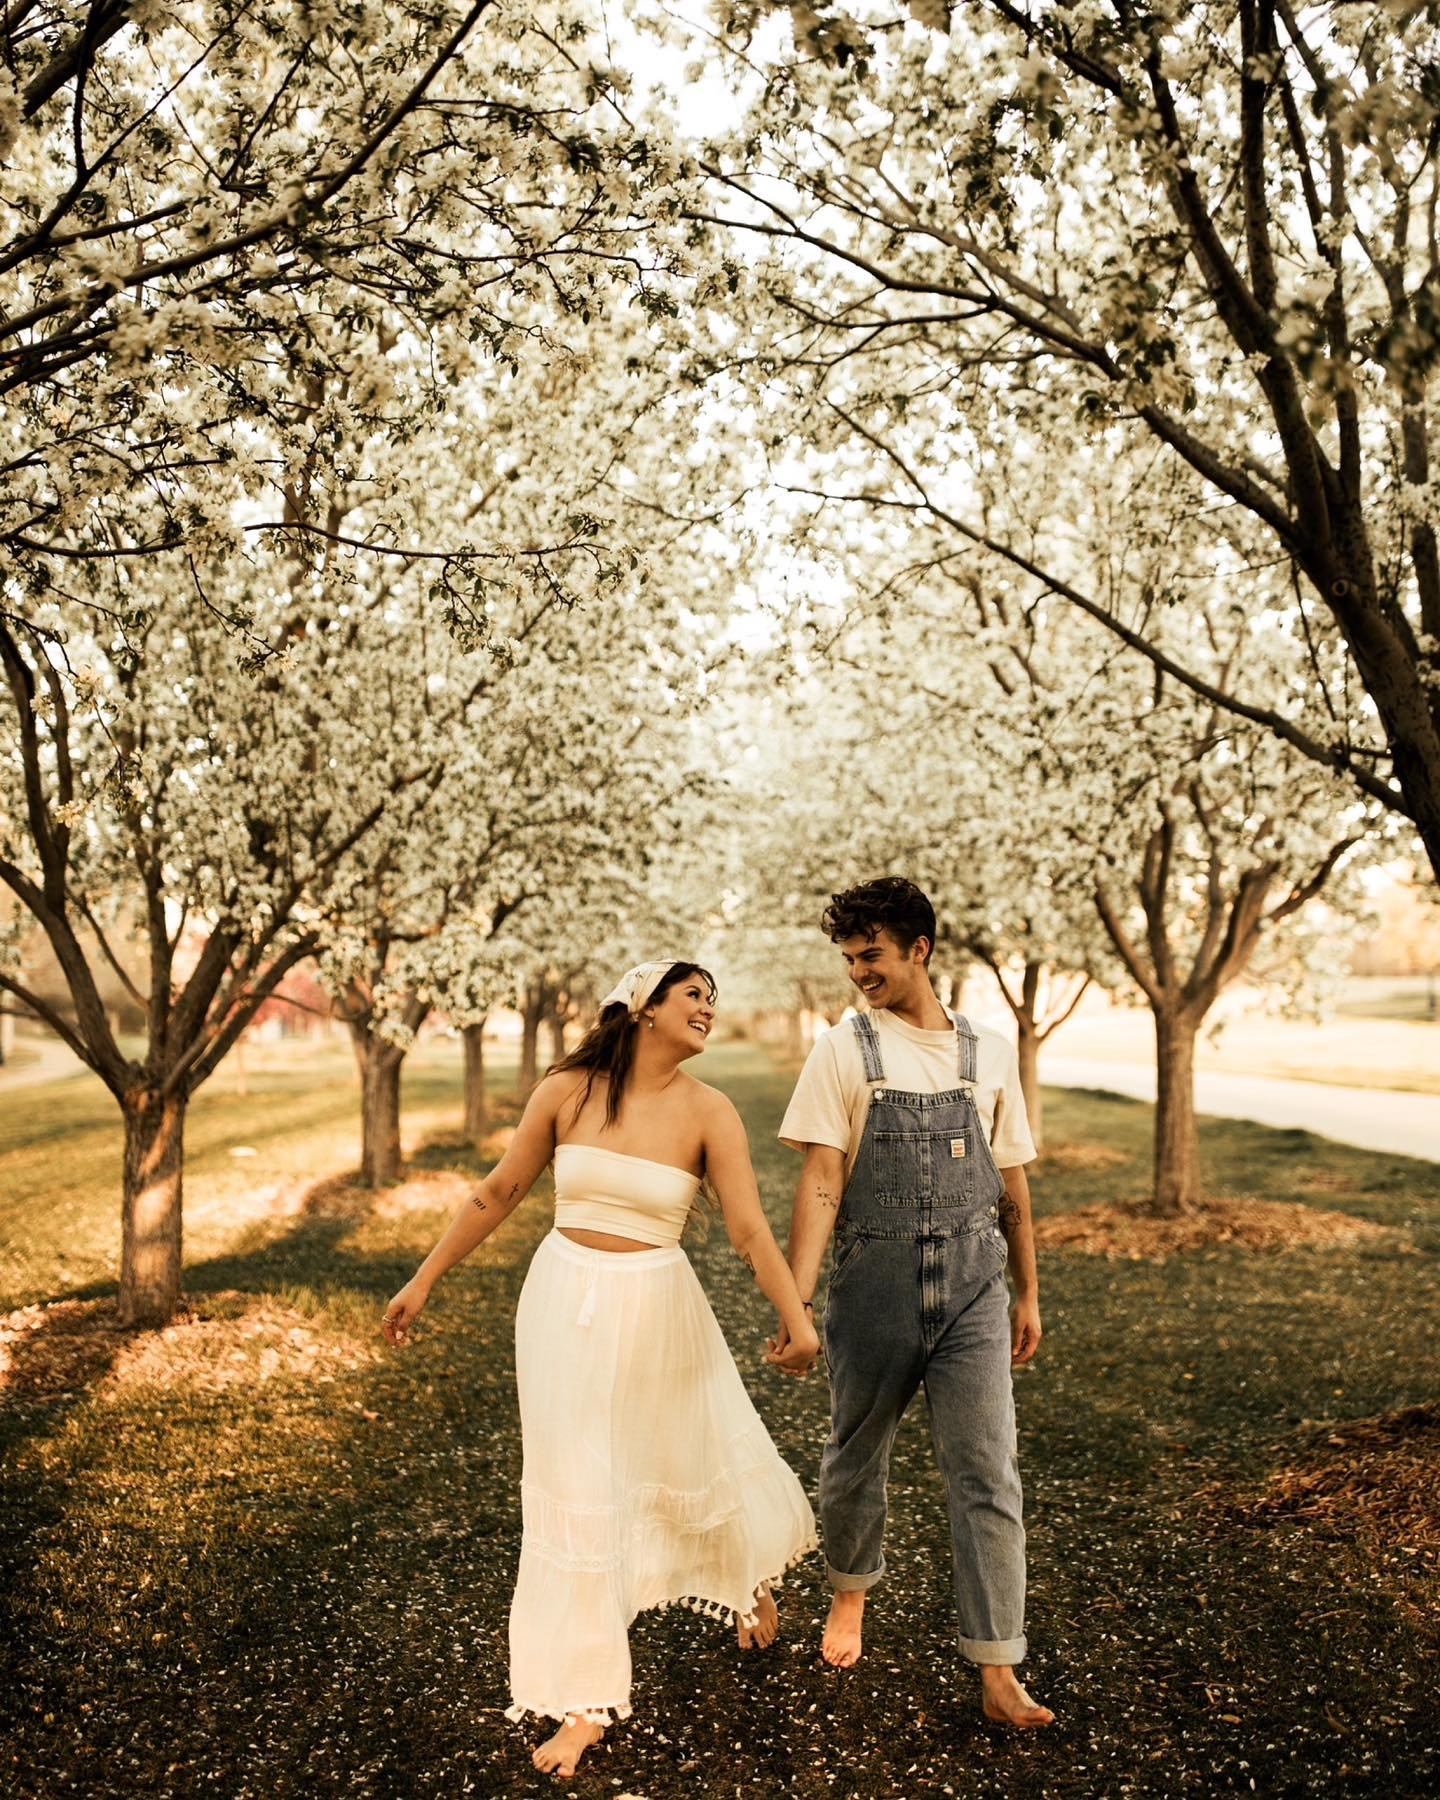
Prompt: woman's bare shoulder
<box><xmin>684</xmin><ymin>1075</ymin><xmax>744</xmax><ymax>1130</ymax></box>
<box><xmin>527</xmin><ymin>1068</ymin><xmax>594</xmax><ymax>1119</ymax></box>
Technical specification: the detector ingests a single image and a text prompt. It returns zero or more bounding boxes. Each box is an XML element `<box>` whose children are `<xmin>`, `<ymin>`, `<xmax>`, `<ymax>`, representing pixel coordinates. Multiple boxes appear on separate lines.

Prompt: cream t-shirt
<box><xmin>779</xmin><ymin>1008</ymin><xmax>1037</xmax><ymax>1176</ymax></box>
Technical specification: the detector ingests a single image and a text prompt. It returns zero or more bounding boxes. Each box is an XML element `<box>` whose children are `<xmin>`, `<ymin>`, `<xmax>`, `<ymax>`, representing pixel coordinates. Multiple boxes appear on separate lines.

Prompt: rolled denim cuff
<box><xmin>958</xmin><ymin>1631</ymin><xmax>1027</xmax><ymax>1667</ymax></box>
<box><xmin>825</xmin><ymin>1554</ymin><xmax>886</xmax><ymax>1593</ymax></box>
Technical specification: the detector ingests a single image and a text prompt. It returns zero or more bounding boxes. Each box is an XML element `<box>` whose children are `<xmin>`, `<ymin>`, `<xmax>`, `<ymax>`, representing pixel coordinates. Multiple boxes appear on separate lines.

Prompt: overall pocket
<box><xmin>869</xmin><ymin>1128</ymin><xmax>927</xmax><ymax>1207</ymax></box>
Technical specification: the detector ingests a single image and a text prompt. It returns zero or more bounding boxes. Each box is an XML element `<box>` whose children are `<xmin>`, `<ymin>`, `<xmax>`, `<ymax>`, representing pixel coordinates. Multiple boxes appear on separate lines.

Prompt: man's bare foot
<box><xmin>532</xmin><ymin>1715</ymin><xmax>604</xmax><ymax>1777</ymax></box>
<box><xmin>822</xmin><ymin>1589</ymin><xmax>865</xmax><ymax>1668</ymax></box>
<box><xmin>980</xmin><ymin>1666</ymin><xmax>1054</xmax><ymax>1729</ymax></box>
<box><xmin>737</xmin><ymin>1588</ymin><xmax>780</xmax><ymax>1650</ymax></box>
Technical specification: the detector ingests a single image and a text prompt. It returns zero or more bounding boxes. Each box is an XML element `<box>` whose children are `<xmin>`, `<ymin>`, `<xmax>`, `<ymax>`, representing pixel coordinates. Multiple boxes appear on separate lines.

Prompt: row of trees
<box><xmin>0</xmin><ymin>1</ymin><xmax>743</xmax><ymax>1325</ymax></box>
<box><xmin>1</xmin><ymin>471</ymin><xmax>723</xmax><ymax>1321</ymax></box>
<box><xmin>5</xmin><ymin>2</ymin><xmax>1438</xmax><ymax>1324</ymax></box>
<box><xmin>731</xmin><ymin>550</ymin><xmax>1381</xmax><ymax>1211</ymax></box>
<box><xmin>636</xmin><ymin>0</ymin><xmax>1431</xmax><ymax>1214</ymax></box>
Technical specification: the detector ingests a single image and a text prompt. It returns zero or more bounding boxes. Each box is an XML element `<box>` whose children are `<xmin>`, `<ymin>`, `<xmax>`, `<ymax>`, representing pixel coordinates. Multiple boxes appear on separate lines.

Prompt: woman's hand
<box><xmin>381</xmin><ymin>1279</ymin><xmax>430</xmax><ymax>1348</ymax></box>
<box><xmin>765</xmin><ymin>1314</ymin><xmax>820</xmax><ymax>1377</ymax></box>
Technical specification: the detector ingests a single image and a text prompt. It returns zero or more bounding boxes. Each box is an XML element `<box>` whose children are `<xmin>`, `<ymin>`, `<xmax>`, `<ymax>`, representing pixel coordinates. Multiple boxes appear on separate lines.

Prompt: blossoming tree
<box><xmin>0</xmin><ymin>298</ymin><xmax>723</xmax><ymax>1322</ymax></box>
<box><xmin>316</xmin><ymin>593</ymin><xmax>712</xmax><ymax>1184</ymax></box>
<box><xmin>680</xmin><ymin>0</ymin><xmax>1440</xmax><ymax>880</ymax></box>
<box><xmin>740</xmin><ymin>471</ymin><xmax>1383</xmax><ymax>1210</ymax></box>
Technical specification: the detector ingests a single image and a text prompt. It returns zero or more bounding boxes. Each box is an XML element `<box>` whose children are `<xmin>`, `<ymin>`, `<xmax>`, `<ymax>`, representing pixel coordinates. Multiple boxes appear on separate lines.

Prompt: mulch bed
<box><xmin>1033</xmin><ymin>1193</ymin><xmax>1397</xmax><ymax>1259</ymax></box>
<box><xmin>1204</xmin><ymin>1403</ymin><xmax>1440</xmax><ymax>1589</ymax></box>
<box><xmin>0</xmin><ymin>1292</ymin><xmax>378</xmax><ymax>1402</ymax></box>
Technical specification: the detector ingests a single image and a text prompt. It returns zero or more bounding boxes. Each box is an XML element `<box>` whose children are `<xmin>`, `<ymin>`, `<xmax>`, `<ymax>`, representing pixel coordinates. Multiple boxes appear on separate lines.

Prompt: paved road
<box><xmin>1043</xmin><ymin>1056</ymin><xmax>1440</xmax><ymax>1164</ymax></box>
<box><xmin>0</xmin><ymin>1035</ymin><xmax>89</xmax><ymax>1092</ymax></box>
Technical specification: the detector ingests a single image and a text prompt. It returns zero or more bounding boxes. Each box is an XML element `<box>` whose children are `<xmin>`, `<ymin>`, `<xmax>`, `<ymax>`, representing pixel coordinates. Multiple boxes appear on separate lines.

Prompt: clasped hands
<box><xmin>764</xmin><ymin>1311</ymin><xmax>820</xmax><ymax>1377</ymax></box>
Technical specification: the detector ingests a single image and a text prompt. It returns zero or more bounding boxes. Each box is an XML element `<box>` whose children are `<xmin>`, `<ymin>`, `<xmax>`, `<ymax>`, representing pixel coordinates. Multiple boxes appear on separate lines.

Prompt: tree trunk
<box><xmin>1320</xmin><ymin>515</ymin><xmax>1440</xmax><ymax>889</ymax></box>
<box><xmin>358</xmin><ymin>1039</ymin><xmax>405</xmax><ymax>1186</ymax></box>
<box><xmin>547</xmin><ymin>1011</ymin><xmax>566</xmax><ymax>1066</ymax></box>
<box><xmin>462</xmin><ymin>1018</ymin><xmax>488</xmax><ymax>1144</ymax></box>
<box><xmin>1150</xmin><ymin>1006</ymin><xmax>1202</xmax><ymax>1217</ymax></box>
<box><xmin>119</xmin><ymin>1087</ymin><xmax>187</xmax><ymax>1327</ymax></box>
<box><xmin>1015</xmin><ymin>1018</ymin><xmax>1043</xmax><ymax>1153</ymax></box>
<box><xmin>519</xmin><ymin>984</ymin><xmax>546</xmax><ymax>1090</ymax></box>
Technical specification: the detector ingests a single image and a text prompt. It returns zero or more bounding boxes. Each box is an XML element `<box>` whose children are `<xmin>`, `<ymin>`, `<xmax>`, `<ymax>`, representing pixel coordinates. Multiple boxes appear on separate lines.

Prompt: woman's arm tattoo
<box><xmin>474</xmin><ymin>1179</ymin><xmax>521</xmax><ymax>1215</ymax></box>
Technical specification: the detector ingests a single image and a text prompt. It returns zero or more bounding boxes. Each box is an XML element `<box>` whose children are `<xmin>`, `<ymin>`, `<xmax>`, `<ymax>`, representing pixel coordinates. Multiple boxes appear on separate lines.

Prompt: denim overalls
<box><xmin>820</xmin><ymin>1011</ymin><xmax>1027</xmax><ymax>1666</ymax></box>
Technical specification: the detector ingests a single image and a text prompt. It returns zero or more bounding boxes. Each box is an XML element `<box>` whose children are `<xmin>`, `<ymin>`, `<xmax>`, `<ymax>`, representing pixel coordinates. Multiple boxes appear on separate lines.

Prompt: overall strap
<box><xmin>947</xmin><ymin>1011</ymin><xmax>979</xmax><ymax>1086</ymax></box>
<box><xmin>851</xmin><ymin>1011</ymin><xmax>886</xmax><ymax>1084</ymax></box>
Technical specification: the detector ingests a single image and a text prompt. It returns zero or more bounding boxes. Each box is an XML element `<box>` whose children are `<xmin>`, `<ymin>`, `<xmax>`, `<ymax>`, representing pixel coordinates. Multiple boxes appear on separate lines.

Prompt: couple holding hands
<box><xmin>381</xmin><ymin>877</ymin><xmax>1053</xmax><ymax>1778</ymax></box>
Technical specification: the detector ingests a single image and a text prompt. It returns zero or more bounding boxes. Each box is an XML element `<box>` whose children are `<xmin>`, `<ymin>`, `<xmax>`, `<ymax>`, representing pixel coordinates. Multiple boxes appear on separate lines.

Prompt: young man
<box><xmin>777</xmin><ymin>877</ymin><xmax>1052</xmax><ymax>1729</ymax></box>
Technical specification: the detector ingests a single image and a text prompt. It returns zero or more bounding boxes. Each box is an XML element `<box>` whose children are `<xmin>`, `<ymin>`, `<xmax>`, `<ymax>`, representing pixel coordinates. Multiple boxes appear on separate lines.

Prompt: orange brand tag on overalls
<box><xmin>950</xmin><ymin>1139</ymin><xmax>966</xmax><ymax>1158</ymax></box>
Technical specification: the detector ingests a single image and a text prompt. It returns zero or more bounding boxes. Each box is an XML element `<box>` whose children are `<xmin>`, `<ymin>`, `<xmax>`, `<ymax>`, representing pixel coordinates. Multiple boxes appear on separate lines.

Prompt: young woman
<box><xmin>381</xmin><ymin>960</ymin><xmax>820</xmax><ymax>1779</ymax></box>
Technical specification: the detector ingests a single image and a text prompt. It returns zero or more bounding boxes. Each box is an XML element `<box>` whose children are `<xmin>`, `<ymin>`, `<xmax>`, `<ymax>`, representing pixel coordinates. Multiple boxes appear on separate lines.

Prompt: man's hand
<box><xmin>1011</xmin><ymin>1294</ymin><xmax>1042</xmax><ymax>1366</ymax></box>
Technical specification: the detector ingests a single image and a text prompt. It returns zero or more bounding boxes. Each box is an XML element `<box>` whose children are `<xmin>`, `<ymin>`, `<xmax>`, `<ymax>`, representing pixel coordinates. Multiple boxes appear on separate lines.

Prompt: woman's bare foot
<box><xmin>532</xmin><ymin>1715</ymin><xmax>604</xmax><ymax>1777</ymax></box>
<box><xmin>980</xmin><ymin>1666</ymin><xmax>1054</xmax><ymax>1728</ymax></box>
<box><xmin>822</xmin><ymin>1589</ymin><xmax>865</xmax><ymax>1668</ymax></box>
<box><xmin>737</xmin><ymin>1588</ymin><xmax>780</xmax><ymax>1650</ymax></box>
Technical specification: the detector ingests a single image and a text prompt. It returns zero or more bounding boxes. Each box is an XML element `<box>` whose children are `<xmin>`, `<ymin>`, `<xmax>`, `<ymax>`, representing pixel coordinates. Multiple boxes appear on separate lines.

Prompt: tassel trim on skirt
<box><xmin>506</xmin><ymin>1231</ymin><xmax>817</xmax><ymax>1727</ymax></box>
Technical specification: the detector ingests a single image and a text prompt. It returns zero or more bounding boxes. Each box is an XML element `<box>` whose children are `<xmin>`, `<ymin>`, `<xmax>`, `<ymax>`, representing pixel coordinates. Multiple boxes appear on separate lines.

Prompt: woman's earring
<box><xmin>646</xmin><ymin>1018</ymin><xmax>654</xmax><ymax>1029</ymax></box>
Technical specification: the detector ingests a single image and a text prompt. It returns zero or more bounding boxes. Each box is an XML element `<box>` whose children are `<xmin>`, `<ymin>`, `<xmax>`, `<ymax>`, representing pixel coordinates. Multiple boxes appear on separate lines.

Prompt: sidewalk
<box><xmin>1042</xmin><ymin>1056</ymin><xmax>1440</xmax><ymax>1163</ymax></box>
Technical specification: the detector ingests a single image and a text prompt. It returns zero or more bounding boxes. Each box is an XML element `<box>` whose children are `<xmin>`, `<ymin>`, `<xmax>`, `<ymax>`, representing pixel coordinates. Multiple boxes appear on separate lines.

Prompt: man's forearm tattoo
<box><xmin>998</xmin><ymin>1194</ymin><xmax>1022</xmax><ymax>1233</ymax></box>
<box><xmin>816</xmin><ymin>1186</ymin><xmax>841</xmax><ymax>1212</ymax></box>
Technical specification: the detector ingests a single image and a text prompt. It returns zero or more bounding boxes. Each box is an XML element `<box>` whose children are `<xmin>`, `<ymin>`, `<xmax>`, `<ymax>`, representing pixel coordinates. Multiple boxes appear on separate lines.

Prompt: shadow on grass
<box><xmin>0</xmin><ymin>1098</ymin><xmax>520</xmax><ymax>1414</ymax></box>
<box><xmin>0</xmin><ymin>1151</ymin><xmax>548</xmax><ymax>1796</ymax></box>
<box><xmin>0</xmin><ymin>1163</ymin><xmax>420</xmax><ymax>1467</ymax></box>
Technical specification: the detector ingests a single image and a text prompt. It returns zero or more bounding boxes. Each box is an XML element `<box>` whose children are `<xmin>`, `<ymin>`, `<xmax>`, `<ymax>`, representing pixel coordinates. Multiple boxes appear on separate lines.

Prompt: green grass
<box><xmin>2</xmin><ymin>1045</ymin><xmax>1438</xmax><ymax>1797</ymax></box>
<box><xmin>0</xmin><ymin>1036</ymin><xmax>493</xmax><ymax>1307</ymax></box>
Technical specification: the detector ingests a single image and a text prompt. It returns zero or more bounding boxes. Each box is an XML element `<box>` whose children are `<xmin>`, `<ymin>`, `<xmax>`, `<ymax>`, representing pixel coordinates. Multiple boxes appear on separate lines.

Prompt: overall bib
<box><xmin>820</xmin><ymin>1011</ymin><xmax>1028</xmax><ymax>1665</ymax></box>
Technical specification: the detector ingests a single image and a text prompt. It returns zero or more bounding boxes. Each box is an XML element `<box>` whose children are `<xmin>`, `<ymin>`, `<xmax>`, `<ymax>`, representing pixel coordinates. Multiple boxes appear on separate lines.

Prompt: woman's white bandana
<box><xmin>599</xmin><ymin>960</ymin><xmax>679</xmax><ymax>1019</ymax></box>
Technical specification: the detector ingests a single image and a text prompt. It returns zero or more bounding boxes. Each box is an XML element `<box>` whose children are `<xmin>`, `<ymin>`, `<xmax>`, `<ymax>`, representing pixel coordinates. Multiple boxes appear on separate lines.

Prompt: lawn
<box><xmin>2</xmin><ymin>1039</ymin><xmax>1437</xmax><ymax>1798</ymax></box>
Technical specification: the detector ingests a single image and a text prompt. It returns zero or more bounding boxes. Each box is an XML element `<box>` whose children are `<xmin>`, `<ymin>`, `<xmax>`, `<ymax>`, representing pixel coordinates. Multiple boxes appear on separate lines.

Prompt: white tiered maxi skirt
<box><xmin>506</xmin><ymin>1230</ymin><xmax>817</xmax><ymax>1727</ymax></box>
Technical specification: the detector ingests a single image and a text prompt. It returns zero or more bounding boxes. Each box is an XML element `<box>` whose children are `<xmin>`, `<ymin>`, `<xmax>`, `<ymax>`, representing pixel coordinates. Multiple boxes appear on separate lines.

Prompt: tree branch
<box><xmin>804</xmin><ymin>412</ymin><xmax>1402</xmax><ymax>812</ymax></box>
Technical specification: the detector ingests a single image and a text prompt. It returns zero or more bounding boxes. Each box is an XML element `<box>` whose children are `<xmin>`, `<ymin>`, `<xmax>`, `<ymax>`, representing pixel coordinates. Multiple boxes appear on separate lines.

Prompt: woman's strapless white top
<box><xmin>552</xmin><ymin>1143</ymin><xmax>701</xmax><ymax>1247</ymax></box>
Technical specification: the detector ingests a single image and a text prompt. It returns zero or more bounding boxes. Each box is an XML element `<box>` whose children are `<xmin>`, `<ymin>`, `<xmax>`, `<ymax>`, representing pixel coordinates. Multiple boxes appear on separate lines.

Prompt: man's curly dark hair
<box><xmin>821</xmin><ymin>877</ymin><xmax>937</xmax><ymax>965</ymax></box>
